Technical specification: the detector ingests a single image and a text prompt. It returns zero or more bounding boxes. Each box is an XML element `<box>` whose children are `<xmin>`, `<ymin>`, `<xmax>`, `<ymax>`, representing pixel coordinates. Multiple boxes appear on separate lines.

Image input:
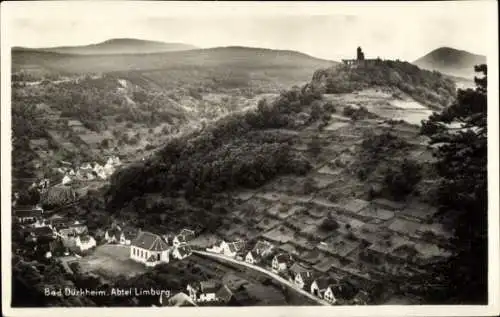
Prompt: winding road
<box><xmin>193</xmin><ymin>250</ymin><xmax>332</xmax><ymax>306</ymax></box>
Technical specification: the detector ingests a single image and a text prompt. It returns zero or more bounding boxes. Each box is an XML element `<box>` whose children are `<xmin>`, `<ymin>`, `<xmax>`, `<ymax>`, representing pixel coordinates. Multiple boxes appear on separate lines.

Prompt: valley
<box><xmin>10</xmin><ymin>41</ymin><xmax>487</xmax><ymax>307</ymax></box>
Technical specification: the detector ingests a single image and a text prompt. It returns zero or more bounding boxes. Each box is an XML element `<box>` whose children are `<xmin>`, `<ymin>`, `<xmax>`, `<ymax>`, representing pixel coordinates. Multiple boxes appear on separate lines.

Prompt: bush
<box><xmin>303</xmin><ymin>177</ymin><xmax>316</xmax><ymax>194</ymax></box>
<box><xmin>319</xmin><ymin>61</ymin><xmax>456</xmax><ymax>108</ymax></box>
<box><xmin>323</xmin><ymin>102</ymin><xmax>337</xmax><ymax>113</ymax></box>
<box><xmin>308</xmin><ymin>136</ymin><xmax>322</xmax><ymax>157</ymax></box>
<box><xmin>384</xmin><ymin>159</ymin><xmax>422</xmax><ymax>200</ymax></box>
<box><xmin>343</xmin><ymin>105</ymin><xmax>373</xmax><ymax>121</ymax></box>
<box><xmin>320</xmin><ymin>217</ymin><xmax>339</xmax><ymax>231</ymax></box>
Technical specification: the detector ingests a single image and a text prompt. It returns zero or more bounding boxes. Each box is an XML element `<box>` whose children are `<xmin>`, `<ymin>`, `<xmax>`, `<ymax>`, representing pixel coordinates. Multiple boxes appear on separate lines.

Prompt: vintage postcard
<box><xmin>1</xmin><ymin>1</ymin><xmax>499</xmax><ymax>317</ymax></box>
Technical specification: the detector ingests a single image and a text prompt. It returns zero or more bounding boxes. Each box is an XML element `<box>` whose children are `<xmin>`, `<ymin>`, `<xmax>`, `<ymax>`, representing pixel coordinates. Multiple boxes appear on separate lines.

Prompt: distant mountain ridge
<box><xmin>14</xmin><ymin>38</ymin><xmax>198</xmax><ymax>55</ymax></box>
<box><xmin>12</xmin><ymin>45</ymin><xmax>335</xmax><ymax>76</ymax></box>
<box><xmin>413</xmin><ymin>47</ymin><xmax>486</xmax><ymax>79</ymax></box>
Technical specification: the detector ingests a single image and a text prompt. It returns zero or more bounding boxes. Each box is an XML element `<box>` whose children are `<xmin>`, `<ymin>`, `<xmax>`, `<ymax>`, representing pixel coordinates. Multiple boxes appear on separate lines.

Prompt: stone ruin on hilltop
<box><xmin>342</xmin><ymin>47</ymin><xmax>381</xmax><ymax>67</ymax></box>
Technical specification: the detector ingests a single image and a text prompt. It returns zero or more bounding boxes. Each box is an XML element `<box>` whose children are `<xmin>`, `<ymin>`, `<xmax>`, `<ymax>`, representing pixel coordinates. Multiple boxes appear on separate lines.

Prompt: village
<box><xmin>12</xmin><ymin>168</ymin><xmax>454</xmax><ymax>308</ymax></box>
<box><xmin>13</xmin><ymin>200</ymin><xmax>350</xmax><ymax>306</ymax></box>
<box><xmin>23</xmin><ymin>155</ymin><xmax>123</xmax><ymax>191</ymax></box>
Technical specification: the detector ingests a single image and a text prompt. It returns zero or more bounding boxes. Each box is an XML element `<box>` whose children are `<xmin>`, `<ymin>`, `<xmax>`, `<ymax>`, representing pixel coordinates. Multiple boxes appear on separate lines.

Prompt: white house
<box><xmin>130</xmin><ymin>231</ymin><xmax>170</xmax><ymax>267</ymax></box>
<box><xmin>221</xmin><ymin>243</ymin><xmax>236</xmax><ymax>258</ymax></box>
<box><xmin>38</xmin><ymin>178</ymin><xmax>50</xmax><ymax>189</ymax></box>
<box><xmin>104</xmin><ymin>227</ymin><xmax>121</xmax><ymax>243</ymax></box>
<box><xmin>198</xmin><ymin>282</ymin><xmax>218</xmax><ymax>302</ymax></box>
<box><xmin>159</xmin><ymin>292</ymin><xmax>197</xmax><ymax>307</ymax></box>
<box><xmin>187</xmin><ymin>280</ymin><xmax>222</xmax><ymax>303</ymax></box>
<box><xmin>75</xmin><ymin>170</ymin><xmax>84</xmax><ymax>180</ymax></box>
<box><xmin>206</xmin><ymin>240</ymin><xmax>229</xmax><ymax>253</ymax></box>
<box><xmin>290</xmin><ymin>263</ymin><xmax>314</xmax><ymax>289</ymax></box>
<box><xmin>245</xmin><ymin>251</ymin><xmax>256</xmax><ymax>264</ymax></box>
<box><xmin>106</xmin><ymin>157</ymin><xmax>115</xmax><ymax>166</ymax></box>
<box><xmin>186</xmin><ymin>284</ymin><xmax>199</xmax><ymax>301</ymax></box>
<box><xmin>119</xmin><ymin>228</ymin><xmax>138</xmax><ymax>245</ymax></box>
<box><xmin>93</xmin><ymin>163</ymin><xmax>103</xmax><ymax>173</ymax></box>
<box><xmin>58</xmin><ymin>224</ymin><xmax>88</xmax><ymax>241</ymax></box>
<box><xmin>173</xmin><ymin>228</ymin><xmax>195</xmax><ymax>246</ymax></box>
<box><xmin>221</xmin><ymin>241</ymin><xmax>244</xmax><ymax>258</ymax></box>
<box><xmin>80</xmin><ymin>162</ymin><xmax>92</xmax><ymax>170</ymax></box>
<box><xmin>252</xmin><ymin>240</ymin><xmax>274</xmax><ymax>257</ymax></box>
<box><xmin>172</xmin><ymin>235</ymin><xmax>187</xmax><ymax>247</ymax></box>
<box><xmin>272</xmin><ymin>253</ymin><xmax>294</xmax><ymax>273</ymax></box>
<box><xmin>323</xmin><ymin>285</ymin><xmax>338</xmax><ymax>304</ymax></box>
<box><xmin>14</xmin><ymin>206</ymin><xmax>43</xmax><ymax>224</ymax></box>
<box><xmin>32</xmin><ymin>218</ymin><xmax>49</xmax><ymax>228</ymax></box>
<box><xmin>75</xmin><ymin>235</ymin><xmax>96</xmax><ymax>251</ymax></box>
<box><xmin>310</xmin><ymin>279</ymin><xmax>330</xmax><ymax>298</ymax></box>
<box><xmin>172</xmin><ymin>245</ymin><xmax>192</xmax><ymax>260</ymax></box>
<box><xmin>61</xmin><ymin>175</ymin><xmax>72</xmax><ymax>185</ymax></box>
<box><xmin>103</xmin><ymin>163</ymin><xmax>115</xmax><ymax>177</ymax></box>
<box><xmin>97</xmin><ymin>169</ymin><xmax>108</xmax><ymax>180</ymax></box>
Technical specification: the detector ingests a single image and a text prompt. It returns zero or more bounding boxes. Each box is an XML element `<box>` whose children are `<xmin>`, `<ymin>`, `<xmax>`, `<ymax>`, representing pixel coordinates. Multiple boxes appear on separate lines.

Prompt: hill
<box><xmin>413</xmin><ymin>47</ymin><xmax>486</xmax><ymax>79</ymax></box>
<box><xmin>12</xmin><ymin>46</ymin><xmax>335</xmax><ymax>74</ymax></box>
<box><xmin>10</xmin><ymin>46</ymin><xmax>333</xmax><ymax>185</ymax></box>
<box><xmin>94</xmin><ymin>68</ymin><xmax>457</xmax><ymax>305</ymax></box>
<box><xmin>102</xmin><ymin>58</ymin><xmax>457</xmax><ymax>231</ymax></box>
<box><xmin>310</xmin><ymin>59</ymin><xmax>457</xmax><ymax>110</ymax></box>
<box><xmin>12</xmin><ymin>46</ymin><xmax>336</xmax><ymax>92</ymax></box>
<box><xmin>14</xmin><ymin>38</ymin><xmax>197</xmax><ymax>55</ymax></box>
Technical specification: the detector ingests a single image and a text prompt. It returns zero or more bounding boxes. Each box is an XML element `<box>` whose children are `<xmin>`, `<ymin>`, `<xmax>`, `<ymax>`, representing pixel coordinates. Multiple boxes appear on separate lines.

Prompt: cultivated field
<box><xmin>194</xmin><ymin>88</ymin><xmax>456</xmax><ymax>302</ymax></box>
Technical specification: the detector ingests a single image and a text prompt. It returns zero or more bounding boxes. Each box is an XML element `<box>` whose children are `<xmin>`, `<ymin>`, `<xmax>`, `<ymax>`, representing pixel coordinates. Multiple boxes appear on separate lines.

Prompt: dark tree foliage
<box><xmin>105</xmin><ymin>85</ymin><xmax>322</xmax><ymax>232</ymax></box>
<box><xmin>384</xmin><ymin>159</ymin><xmax>422</xmax><ymax>201</ymax></box>
<box><xmin>343</xmin><ymin>105</ymin><xmax>375</xmax><ymax>121</ymax></box>
<box><xmin>320</xmin><ymin>217</ymin><xmax>340</xmax><ymax>231</ymax></box>
<box><xmin>307</xmin><ymin>136</ymin><xmax>322</xmax><ymax>157</ymax></box>
<box><xmin>358</xmin><ymin>132</ymin><xmax>410</xmax><ymax>178</ymax></box>
<box><xmin>414</xmin><ymin>65</ymin><xmax>488</xmax><ymax>304</ymax></box>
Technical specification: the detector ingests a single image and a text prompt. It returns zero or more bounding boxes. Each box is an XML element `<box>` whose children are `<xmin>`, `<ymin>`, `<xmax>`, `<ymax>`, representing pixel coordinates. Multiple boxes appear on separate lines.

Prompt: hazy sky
<box><xmin>4</xmin><ymin>1</ymin><xmax>497</xmax><ymax>61</ymax></box>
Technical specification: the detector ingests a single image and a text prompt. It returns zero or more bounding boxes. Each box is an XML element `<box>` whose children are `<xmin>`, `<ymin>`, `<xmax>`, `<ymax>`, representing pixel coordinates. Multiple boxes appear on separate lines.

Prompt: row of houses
<box><xmin>14</xmin><ymin>205</ymin><xmax>98</xmax><ymax>257</ymax></box>
<box><xmin>28</xmin><ymin>179</ymin><xmax>51</xmax><ymax>192</ymax></box>
<box><xmin>58</xmin><ymin>156</ymin><xmax>122</xmax><ymax>185</ymax></box>
<box><xmin>205</xmin><ymin>238</ymin><xmax>368</xmax><ymax>304</ymax></box>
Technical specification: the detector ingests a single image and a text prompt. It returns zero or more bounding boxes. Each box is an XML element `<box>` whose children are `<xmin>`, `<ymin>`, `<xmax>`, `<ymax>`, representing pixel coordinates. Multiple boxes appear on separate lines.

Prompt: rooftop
<box><xmin>166</xmin><ymin>292</ymin><xmax>197</xmax><ymax>307</ymax></box>
<box><xmin>200</xmin><ymin>280</ymin><xmax>221</xmax><ymax>294</ymax></box>
<box><xmin>131</xmin><ymin>231</ymin><xmax>170</xmax><ymax>251</ymax></box>
<box><xmin>15</xmin><ymin>208</ymin><xmax>43</xmax><ymax>218</ymax></box>
<box><xmin>289</xmin><ymin>262</ymin><xmax>313</xmax><ymax>276</ymax></box>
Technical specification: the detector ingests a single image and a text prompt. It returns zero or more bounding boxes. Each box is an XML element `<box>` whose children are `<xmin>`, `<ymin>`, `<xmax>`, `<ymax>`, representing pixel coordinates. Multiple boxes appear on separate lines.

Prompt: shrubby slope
<box><xmin>311</xmin><ymin>60</ymin><xmax>456</xmax><ymax>109</ymax></box>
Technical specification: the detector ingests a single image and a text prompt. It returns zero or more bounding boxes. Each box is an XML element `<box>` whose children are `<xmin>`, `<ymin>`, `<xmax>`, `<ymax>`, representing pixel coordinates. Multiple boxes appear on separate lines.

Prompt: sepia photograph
<box><xmin>1</xmin><ymin>1</ymin><xmax>499</xmax><ymax>316</ymax></box>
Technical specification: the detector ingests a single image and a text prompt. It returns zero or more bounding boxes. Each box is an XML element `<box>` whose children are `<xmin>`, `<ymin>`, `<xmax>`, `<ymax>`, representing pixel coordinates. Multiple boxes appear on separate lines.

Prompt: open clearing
<box><xmin>71</xmin><ymin>244</ymin><xmax>146</xmax><ymax>279</ymax></box>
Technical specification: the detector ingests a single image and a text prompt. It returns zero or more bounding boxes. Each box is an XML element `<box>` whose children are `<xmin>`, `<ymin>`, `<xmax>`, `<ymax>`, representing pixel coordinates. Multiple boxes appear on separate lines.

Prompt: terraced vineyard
<box><xmin>191</xmin><ymin>89</ymin><xmax>455</xmax><ymax>303</ymax></box>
